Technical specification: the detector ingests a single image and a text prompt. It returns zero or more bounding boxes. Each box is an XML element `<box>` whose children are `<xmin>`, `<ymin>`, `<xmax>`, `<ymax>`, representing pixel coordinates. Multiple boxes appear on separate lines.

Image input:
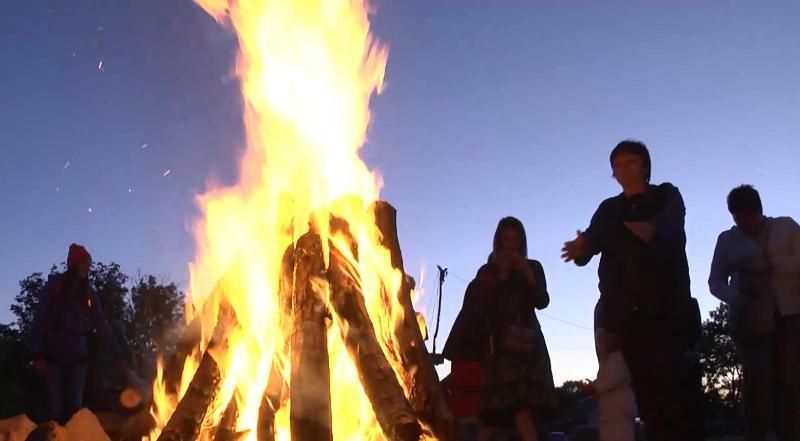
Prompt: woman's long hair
<box><xmin>492</xmin><ymin>216</ymin><xmax>528</xmax><ymax>258</ymax></box>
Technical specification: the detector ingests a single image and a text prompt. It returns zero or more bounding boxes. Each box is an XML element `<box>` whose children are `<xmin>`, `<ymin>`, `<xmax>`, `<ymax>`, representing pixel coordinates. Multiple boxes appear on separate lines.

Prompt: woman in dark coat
<box><xmin>443</xmin><ymin>217</ymin><xmax>555</xmax><ymax>441</ymax></box>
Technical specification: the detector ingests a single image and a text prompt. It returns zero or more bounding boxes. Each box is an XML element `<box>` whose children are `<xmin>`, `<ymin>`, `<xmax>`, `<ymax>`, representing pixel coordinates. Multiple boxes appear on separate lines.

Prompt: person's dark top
<box><xmin>575</xmin><ymin>183</ymin><xmax>691</xmax><ymax>333</ymax></box>
<box><xmin>442</xmin><ymin>259</ymin><xmax>549</xmax><ymax>361</ymax></box>
<box><xmin>30</xmin><ymin>272</ymin><xmax>122</xmax><ymax>363</ymax></box>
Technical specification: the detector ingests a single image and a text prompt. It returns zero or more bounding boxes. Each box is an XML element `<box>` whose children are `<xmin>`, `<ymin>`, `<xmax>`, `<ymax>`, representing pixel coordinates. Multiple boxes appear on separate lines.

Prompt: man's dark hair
<box><xmin>727</xmin><ymin>184</ymin><xmax>763</xmax><ymax>215</ymax></box>
<box><xmin>610</xmin><ymin>139</ymin><xmax>651</xmax><ymax>182</ymax></box>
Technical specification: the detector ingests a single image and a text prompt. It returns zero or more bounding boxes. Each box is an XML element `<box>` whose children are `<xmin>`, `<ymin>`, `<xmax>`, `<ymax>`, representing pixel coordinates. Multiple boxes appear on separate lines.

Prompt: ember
<box><xmin>146</xmin><ymin>1</ymin><xmax>451</xmax><ymax>441</ymax></box>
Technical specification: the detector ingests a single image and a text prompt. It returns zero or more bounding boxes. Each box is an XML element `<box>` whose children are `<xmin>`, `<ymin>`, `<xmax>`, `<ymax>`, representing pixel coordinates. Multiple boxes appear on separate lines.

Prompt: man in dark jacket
<box><xmin>561</xmin><ymin>140</ymin><xmax>702</xmax><ymax>441</ymax></box>
<box><xmin>29</xmin><ymin>244</ymin><xmax>124</xmax><ymax>424</ymax></box>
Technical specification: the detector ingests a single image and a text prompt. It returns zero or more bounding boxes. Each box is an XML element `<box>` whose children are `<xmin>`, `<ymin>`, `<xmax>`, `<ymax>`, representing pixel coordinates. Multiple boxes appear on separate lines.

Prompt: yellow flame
<box><xmin>146</xmin><ymin>1</ymin><xmax>437</xmax><ymax>440</ymax></box>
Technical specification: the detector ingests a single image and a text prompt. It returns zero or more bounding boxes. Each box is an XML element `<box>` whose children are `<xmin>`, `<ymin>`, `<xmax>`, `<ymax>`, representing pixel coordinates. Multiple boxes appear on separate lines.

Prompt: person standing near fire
<box><xmin>29</xmin><ymin>244</ymin><xmax>125</xmax><ymax>424</ymax></box>
<box><xmin>561</xmin><ymin>140</ymin><xmax>702</xmax><ymax>441</ymax></box>
<box><xmin>709</xmin><ymin>185</ymin><xmax>800</xmax><ymax>441</ymax></box>
<box><xmin>443</xmin><ymin>217</ymin><xmax>555</xmax><ymax>441</ymax></box>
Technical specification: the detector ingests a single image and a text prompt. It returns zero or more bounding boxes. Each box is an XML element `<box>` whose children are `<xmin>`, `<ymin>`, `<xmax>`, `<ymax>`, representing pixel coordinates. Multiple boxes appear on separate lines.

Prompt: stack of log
<box><xmin>154</xmin><ymin>201</ymin><xmax>453</xmax><ymax>441</ymax></box>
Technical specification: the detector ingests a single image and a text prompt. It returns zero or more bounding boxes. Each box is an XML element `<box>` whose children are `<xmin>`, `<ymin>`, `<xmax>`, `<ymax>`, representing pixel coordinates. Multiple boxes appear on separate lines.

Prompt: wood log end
<box><xmin>394</xmin><ymin>421</ymin><xmax>422</xmax><ymax>441</ymax></box>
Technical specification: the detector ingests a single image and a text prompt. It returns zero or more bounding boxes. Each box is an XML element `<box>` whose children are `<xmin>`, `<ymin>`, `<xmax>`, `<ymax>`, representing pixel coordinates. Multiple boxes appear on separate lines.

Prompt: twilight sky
<box><xmin>1</xmin><ymin>0</ymin><xmax>799</xmax><ymax>383</ymax></box>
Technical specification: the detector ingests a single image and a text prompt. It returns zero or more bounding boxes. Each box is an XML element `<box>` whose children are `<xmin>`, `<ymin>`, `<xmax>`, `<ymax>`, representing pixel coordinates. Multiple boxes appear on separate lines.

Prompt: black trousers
<box><xmin>736</xmin><ymin>315</ymin><xmax>800</xmax><ymax>441</ymax></box>
<box><xmin>620</xmin><ymin>312</ymin><xmax>703</xmax><ymax>441</ymax></box>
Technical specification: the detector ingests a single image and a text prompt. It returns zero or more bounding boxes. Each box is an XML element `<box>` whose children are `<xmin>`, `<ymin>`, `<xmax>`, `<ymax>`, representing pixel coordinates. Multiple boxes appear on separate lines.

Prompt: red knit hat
<box><xmin>67</xmin><ymin>243</ymin><xmax>92</xmax><ymax>267</ymax></box>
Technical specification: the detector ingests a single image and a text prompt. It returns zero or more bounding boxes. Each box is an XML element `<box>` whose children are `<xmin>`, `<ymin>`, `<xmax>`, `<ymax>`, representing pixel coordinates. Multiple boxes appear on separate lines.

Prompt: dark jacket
<box><xmin>29</xmin><ymin>273</ymin><xmax>121</xmax><ymax>363</ymax></box>
<box><xmin>442</xmin><ymin>259</ymin><xmax>550</xmax><ymax>361</ymax></box>
<box><xmin>575</xmin><ymin>183</ymin><xmax>692</xmax><ymax>333</ymax></box>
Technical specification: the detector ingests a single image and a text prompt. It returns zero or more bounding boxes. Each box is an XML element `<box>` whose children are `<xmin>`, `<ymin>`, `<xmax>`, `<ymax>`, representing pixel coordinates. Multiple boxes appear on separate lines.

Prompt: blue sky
<box><xmin>1</xmin><ymin>0</ymin><xmax>798</xmax><ymax>384</ymax></box>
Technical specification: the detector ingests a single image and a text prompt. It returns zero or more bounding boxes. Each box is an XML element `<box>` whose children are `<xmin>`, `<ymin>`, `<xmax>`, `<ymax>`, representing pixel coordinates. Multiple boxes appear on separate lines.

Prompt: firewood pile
<box><xmin>153</xmin><ymin>202</ymin><xmax>453</xmax><ymax>441</ymax></box>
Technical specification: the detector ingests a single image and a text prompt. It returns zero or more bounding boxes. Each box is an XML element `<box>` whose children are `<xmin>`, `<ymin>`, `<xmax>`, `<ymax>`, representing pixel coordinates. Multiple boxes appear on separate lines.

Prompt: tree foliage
<box><xmin>10</xmin><ymin>266</ymin><xmax>57</xmax><ymax>339</ymax></box>
<box><xmin>6</xmin><ymin>262</ymin><xmax>184</xmax><ymax>362</ymax></box>
<box><xmin>127</xmin><ymin>275</ymin><xmax>185</xmax><ymax>356</ymax></box>
<box><xmin>89</xmin><ymin>262</ymin><xmax>131</xmax><ymax>324</ymax></box>
<box><xmin>697</xmin><ymin>302</ymin><xmax>742</xmax><ymax>409</ymax></box>
<box><xmin>553</xmin><ymin>379</ymin><xmax>592</xmax><ymax>416</ymax></box>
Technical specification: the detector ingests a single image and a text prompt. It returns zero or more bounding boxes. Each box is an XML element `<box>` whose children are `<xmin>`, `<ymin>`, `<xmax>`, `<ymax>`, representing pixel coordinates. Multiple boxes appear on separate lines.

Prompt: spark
<box><xmin>56</xmin><ymin>187</ymin><xmax>60</xmax><ymax>192</ymax></box>
<box><xmin>141</xmin><ymin>143</ymin><xmax>148</xmax><ymax>149</ymax></box>
<box><xmin>63</xmin><ymin>160</ymin><xmax>71</xmax><ymax>170</ymax></box>
<box><xmin>98</xmin><ymin>60</ymin><xmax>104</xmax><ymax>71</ymax></box>
<box><xmin>88</xmin><ymin>208</ymin><xmax>93</xmax><ymax>213</ymax></box>
<box><xmin>72</xmin><ymin>52</ymin><xmax>77</xmax><ymax>58</ymax></box>
<box><xmin>162</xmin><ymin>169</ymin><xmax>171</xmax><ymax>177</ymax></box>
<box><xmin>97</xmin><ymin>26</ymin><xmax>105</xmax><ymax>31</ymax></box>
<box><xmin>128</xmin><ymin>188</ymin><xmax>133</xmax><ymax>193</ymax></box>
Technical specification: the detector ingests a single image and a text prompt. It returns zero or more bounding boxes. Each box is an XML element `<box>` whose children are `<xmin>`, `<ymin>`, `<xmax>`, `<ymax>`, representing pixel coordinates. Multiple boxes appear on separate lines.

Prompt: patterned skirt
<box><xmin>479</xmin><ymin>330</ymin><xmax>556</xmax><ymax>427</ymax></box>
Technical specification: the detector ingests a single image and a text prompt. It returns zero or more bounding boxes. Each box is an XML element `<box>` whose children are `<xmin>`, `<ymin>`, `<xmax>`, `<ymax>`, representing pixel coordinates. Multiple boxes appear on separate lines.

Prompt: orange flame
<box><xmin>146</xmin><ymin>1</ymin><xmax>436</xmax><ymax>440</ymax></box>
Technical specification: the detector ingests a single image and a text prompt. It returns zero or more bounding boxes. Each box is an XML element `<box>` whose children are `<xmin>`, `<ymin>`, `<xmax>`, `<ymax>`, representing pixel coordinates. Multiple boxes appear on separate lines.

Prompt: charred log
<box><xmin>164</xmin><ymin>277</ymin><xmax>232</xmax><ymax>395</ymax></box>
<box><xmin>156</xmin><ymin>304</ymin><xmax>235</xmax><ymax>441</ymax></box>
<box><xmin>327</xmin><ymin>239</ymin><xmax>421</xmax><ymax>441</ymax></box>
<box><xmin>371</xmin><ymin>201</ymin><xmax>455</xmax><ymax>440</ymax></box>
<box><xmin>289</xmin><ymin>234</ymin><xmax>333</xmax><ymax>441</ymax></box>
<box><xmin>256</xmin><ymin>360</ymin><xmax>287</xmax><ymax>441</ymax></box>
<box><xmin>253</xmin><ymin>246</ymin><xmax>294</xmax><ymax>441</ymax></box>
<box><xmin>212</xmin><ymin>397</ymin><xmax>251</xmax><ymax>441</ymax></box>
<box><xmin>155</xmin><ymin>347</ymin><xmax>221</xmax><ymax>441</ymax></box>
<box><xmin>164</xmin><ymin>316</ymin><xmax>202</xmax><ymax>395</ymax></box>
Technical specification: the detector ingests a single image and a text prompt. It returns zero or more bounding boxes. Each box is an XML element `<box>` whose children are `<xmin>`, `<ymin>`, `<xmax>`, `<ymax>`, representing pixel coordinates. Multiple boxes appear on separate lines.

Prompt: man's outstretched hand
<box><xmin>562</xmin><ymin>230</ymin><xmax>586</xmax><ymax>262</ymax></box>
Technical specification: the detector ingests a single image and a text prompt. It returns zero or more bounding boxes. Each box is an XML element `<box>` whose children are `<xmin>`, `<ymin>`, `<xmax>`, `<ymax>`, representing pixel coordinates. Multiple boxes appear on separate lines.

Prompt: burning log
<box><xmin>157</xmin><ymin>304</ymin><xmax>235</xmax><ymax>441</ymax></box>
<box><xmin>212</xmin><ymin>398</ymin><xmax>250</xmax><ymax>441</ymax></box>
<box><xmin>156</xmin><ymin>348</ymin><xmax>221</xmax><ymax>441</ymax></box>
<box><xmin>256</xmin><ymin>248</ymin><xmax>294</xmax><ymax>441</ymax></box>
<box><xmin>164</xmin><ymin>275</ymin><xmax>233</xmax><ymax>396</ymax></box>
<box><xmin>256</xmin><ymin>361</ymin><xmax>286</xmax><ymax>441</ymax></box>
<box><xmin>155</xmin><ymin>203</ymin><xmax>451</xmax><ymax>441</ymax></box>
<box><xmin>327</xmin><ymin>233</ymin><xmax>421</xmax><ymax>441</ymax></box>
<box><xmin>371</xmin><ymin>201</ymin><xmax>455</xmax><ymax>440</ymax></box>
<box><xmin>164</xmin><ymin>277</ymin><xmax>234</xmax><ymax>395</ymax></box>
<box><xmin>289</xmin><ymin>234</ymin><xmax>333</xmax><ymax>441</ymax></box>
<box><xmin>164</xmin><ymin>316</ymin><xmax>202</xmax><ymax>395</ymax></box>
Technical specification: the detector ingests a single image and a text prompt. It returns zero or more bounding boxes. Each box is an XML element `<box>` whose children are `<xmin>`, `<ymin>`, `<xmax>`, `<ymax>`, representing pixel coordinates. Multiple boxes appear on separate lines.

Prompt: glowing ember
<box><xmin>146</xmin><ymin>1</ymin><xmax>443</xmax><ymax>441</ymax></box>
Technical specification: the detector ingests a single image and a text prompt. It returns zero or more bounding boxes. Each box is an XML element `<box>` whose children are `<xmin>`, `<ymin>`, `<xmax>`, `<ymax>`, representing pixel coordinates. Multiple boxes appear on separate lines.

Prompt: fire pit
<box><xmin>152</xmin><ymin>203</ymin><xmax>451</xmax><ymax>441</ymax></box>
<box><xmin>144</xmin><ymin>0</ymin><xmax>453</xmax><ymax>440</ymax></box>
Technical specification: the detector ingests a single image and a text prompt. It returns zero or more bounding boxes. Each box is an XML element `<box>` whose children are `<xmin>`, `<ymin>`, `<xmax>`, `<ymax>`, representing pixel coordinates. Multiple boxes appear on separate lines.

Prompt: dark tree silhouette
<box><xmin>90</xmin><ymin>262</ymin><xmax>131</xmax><ymax>324</ymax></box>
<box><xmin>10</xmin><ymin>263</ymin><xmax>133</xmax><ymax>343</ymax></box>
<box><xmin>127</xmin><ymin>274</ymin><xmax>185</xmax><ymax>356</ymax></box>
<box><xmin>553</xmin><ymin>379</ymin><xmax>592</xmax><ymax>416</ymax></box>
<box><xmin>0</xmin><ymin>324</ymin><xmax>32</xmax><ymax>418</ymax></box>
<box><xmin>8</xmin><ymin>262</ymin><xmax>183</xmax><ymax>363</ymax></box>
<box><xmin>697</xmin><ymin>302</ymin><xmax>742</xmax><ymax>409</ymax></box>
<box><xmin>10</xmin><ymin>266</ymin><xmax>57</xmax><ymax>339</ymax></box>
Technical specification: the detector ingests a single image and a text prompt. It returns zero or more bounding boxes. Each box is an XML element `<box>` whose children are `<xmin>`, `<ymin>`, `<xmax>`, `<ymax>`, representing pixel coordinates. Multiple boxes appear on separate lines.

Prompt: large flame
<box><xmin>147</xmin><ymin>1</ymin><xmax>431</xmax><ymax>440</ymax></box>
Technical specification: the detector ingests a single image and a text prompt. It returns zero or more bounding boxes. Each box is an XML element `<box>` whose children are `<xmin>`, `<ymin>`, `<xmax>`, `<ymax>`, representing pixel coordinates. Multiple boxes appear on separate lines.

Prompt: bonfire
<box><xmin>146</xmin><ymin>1</ymin><xmax>452</xmax><ymax>440</ymax></box>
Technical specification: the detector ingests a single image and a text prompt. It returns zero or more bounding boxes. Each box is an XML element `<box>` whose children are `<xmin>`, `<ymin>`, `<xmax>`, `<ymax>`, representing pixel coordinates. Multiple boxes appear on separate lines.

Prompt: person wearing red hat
<box><xmin>29</xmin><ymin>244</ymin><xmax>125</xmax><ymax>424</ymax></box>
